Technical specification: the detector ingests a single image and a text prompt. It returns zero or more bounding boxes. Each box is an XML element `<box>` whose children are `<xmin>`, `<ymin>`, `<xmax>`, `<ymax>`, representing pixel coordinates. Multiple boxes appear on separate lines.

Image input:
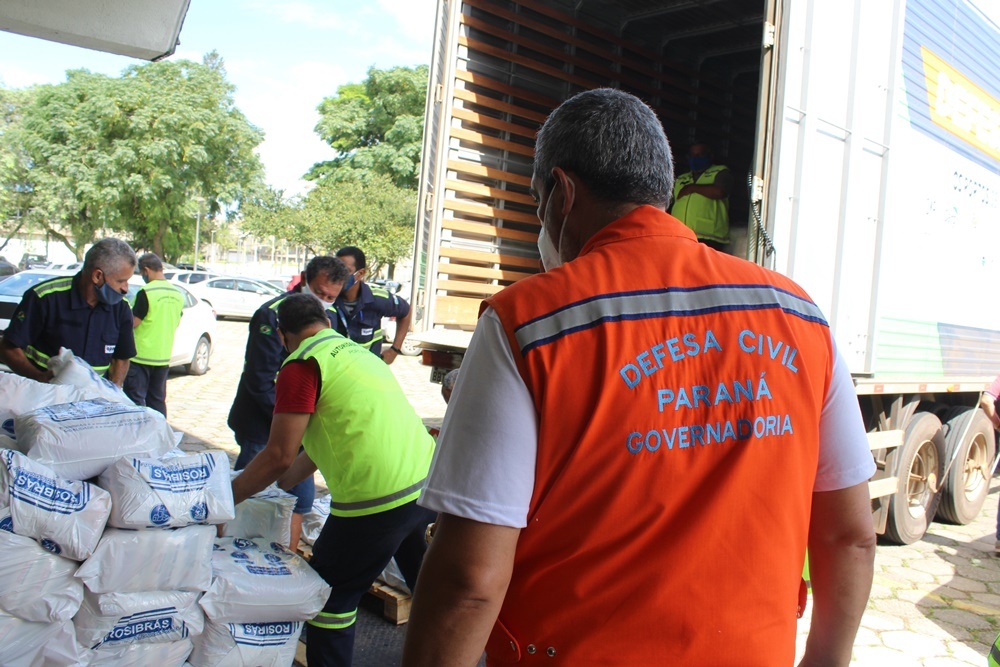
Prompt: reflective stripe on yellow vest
<box><xmin>672</xmin><ymin>164</ymin><xmax>730</xmax><ymax>244</ymax></box>
<box><xmin>990</xmin><ymin>633</ymin><xmax>1000</xmax><ymax>667</ymax></box>
<box><xmin>133</xmin><ymin>280</ymin><xmax>184</xmax><ymax>366</ymax></box>
<box><xmin>282</xmin><ymin>328</ymin><xmax>434</xmax><ymax>517</ymax></box>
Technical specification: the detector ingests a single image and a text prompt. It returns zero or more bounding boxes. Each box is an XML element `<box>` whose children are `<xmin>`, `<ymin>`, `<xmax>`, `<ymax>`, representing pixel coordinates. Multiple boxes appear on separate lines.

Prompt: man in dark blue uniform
<box><xmin>333</xmin><ymin>246</ymin><xmax>412</xmax><ymax>364</ymax></box>
<box><xmin>0</xmin><ymin>238</ymin><xmax>137</xmax><ymax>385</ymax></box>
<box><xmin>227</xmin><ymin>255</ymin><xmax>350</xmax><ymax>551</ymax></box>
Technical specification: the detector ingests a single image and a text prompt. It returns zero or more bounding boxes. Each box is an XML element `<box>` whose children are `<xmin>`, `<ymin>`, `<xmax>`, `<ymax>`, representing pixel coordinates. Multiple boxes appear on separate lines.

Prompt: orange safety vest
<box><xmin>482</xmin><ymin>206</ymin><xmax>833</xmax><ymax>666</ymax></box>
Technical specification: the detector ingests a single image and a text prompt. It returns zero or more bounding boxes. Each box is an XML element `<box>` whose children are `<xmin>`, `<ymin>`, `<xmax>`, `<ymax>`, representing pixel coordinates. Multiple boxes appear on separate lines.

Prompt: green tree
<box><xmin>13</xmin><ymin>71</ymin><xmax>121</xmax><ymax>257</ymax></box>
<box><xmin>299</xmin><ymin>175</ymin><xmax>416</xmax><ymax>273</ymax></box>
<box><xmin>107</xmin><ymin>53</ymin><xmax>265</xmax><ymax>261</ymax></box>
<box><xmin>307</xmin><ymin>65</ymin><xmax>428</xmax><ymax>189</ymax></box>
<box><xmin>0</xmin><ymin>86</ymin><xmax>35</xmax><ymax>255</ymax></box>
<box><xmin>12</xmin><ymin>52</ymin><xmax>264</xmax><ymax>260</ymax></box>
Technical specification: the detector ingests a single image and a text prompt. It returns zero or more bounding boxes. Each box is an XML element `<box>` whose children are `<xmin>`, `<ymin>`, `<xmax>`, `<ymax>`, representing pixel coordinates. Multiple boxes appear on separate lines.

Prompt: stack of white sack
<box><xmin>12</xmin><ymin>398</ymin><xmax>176</xmax><ymax>480</ymax></box>
<box><xmin>221</xmin><ymin>473</ymin><xmax>296</xmax><ymax>547</ymax></box>
<box><xmin>0</xmin><ymin>449</ymin><xmax>112</xmax><ymax>559</ymax></box>
<box><xmin>75</xmin><ymin>525</ymin><xmax>216</xmax><ymax>593</ymax></box>
<box><xmin>0</xmin><ymin>371</ymin><xmax>92</xmax><ymax>438</ymax></box>
<box><xmin>0</xmin><ymin>452</ymin><xmax>98</xmax><ymax>659</ymax></box>
<box><xmin>0</xmin><ymin>610</ymin><xmax>85</xmax><ymax>667</ymax></box>
<box><xmin>302</xmin><ymin>494</ymin><xmax>409</xmax><ymax>592</ymax></box>
<box><xmin>193</xmin><ymin>537</ymin><xmax>330</xmax><ymax>666</ymax></box>
<box><xmin>81</xmin><ymin>637</ymin><xmax>194</xmax><ymax>666</ymax></box>
<box><xmin>74</xmin><ymin>590</ymin><xmax>203</xmax><ymax>651</ymax></box>
<box><xmin>99</xmin><ymin>451</ymin><xmax>235</xmax><ymax>528</ymax></box>
<box><xmin>47</xmin><ymin>347</ymin><xmax>135</xmax><ymax>405</ymax></box>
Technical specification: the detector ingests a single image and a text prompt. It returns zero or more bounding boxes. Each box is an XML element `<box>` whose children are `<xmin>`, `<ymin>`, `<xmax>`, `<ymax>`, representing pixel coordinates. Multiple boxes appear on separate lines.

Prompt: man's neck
<box><xmin>76</xmin><ymin>273</ymin><xmax>98</xmax><ymax>307</ymax></box>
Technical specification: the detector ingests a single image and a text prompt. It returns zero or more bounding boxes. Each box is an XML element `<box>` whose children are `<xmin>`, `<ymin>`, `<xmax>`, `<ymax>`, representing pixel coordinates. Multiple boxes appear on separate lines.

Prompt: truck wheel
<box><xmin>883</xmin><ymin>412</ymin><xmax>945</xmax><ymax>545</ymax></box>
<box><xmin>936</xmin><ymin>407</ymin><xmax>995</xmax><ymax>525</ymax></box>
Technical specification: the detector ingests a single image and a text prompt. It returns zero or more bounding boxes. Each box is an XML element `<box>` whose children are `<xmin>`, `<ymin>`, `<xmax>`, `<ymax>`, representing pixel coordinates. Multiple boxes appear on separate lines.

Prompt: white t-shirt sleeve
<box><xmin>814</xmin><ymin>340</ymin><xmax>876</xmax><ymax>492</ymax></box>
<box><xmin>418</xmin><ymin>308</ymin><xmax>538</xmax><ymax>528</ymax></box>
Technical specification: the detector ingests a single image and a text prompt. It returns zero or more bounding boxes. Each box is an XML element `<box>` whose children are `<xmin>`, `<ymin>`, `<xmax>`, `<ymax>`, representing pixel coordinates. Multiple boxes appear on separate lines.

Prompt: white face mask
<box><xmin>537</xmin><ymin>226</ymin><xmax>563</xmax><ymax>272</ymax></box>
<box><xmin>302</xmin><ymin>281</ymin><xmax>334</xmax><ymax>306</ymax></box>
<box><xmin>537</xmin><ymin>175</ymin><xmax>573</xmax><ymax>271</ymax></box>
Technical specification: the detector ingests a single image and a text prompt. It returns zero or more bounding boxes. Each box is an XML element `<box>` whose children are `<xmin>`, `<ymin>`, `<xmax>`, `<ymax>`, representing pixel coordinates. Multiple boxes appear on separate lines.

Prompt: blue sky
<box><xmin>0</xmin><ymin>0</ymin><xmax>437</xmax><ymax>196</ymax></box>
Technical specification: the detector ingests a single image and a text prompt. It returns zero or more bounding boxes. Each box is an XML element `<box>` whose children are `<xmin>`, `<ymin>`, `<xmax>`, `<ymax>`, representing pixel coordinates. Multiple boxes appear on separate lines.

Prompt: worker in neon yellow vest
<box><xmin>671</xmin><ymin>142</ymin><xmax>732</xmax><ymax>251</ymax></box>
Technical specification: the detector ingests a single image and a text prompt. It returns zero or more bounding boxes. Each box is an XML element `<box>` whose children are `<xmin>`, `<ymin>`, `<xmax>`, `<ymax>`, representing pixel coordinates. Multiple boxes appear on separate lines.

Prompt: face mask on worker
<box><xmin>536</xmin><ymin>174</ymin><xmax>574</xmax><ymax>271</ymax></box>
<box><xmin>343</xmin><ymin>271</ymin><xmax>359</xmax><ymax>292</ymax></box>
<box><xmin>95</xmin><ymin>272</ymin><xmax>125</xmax><ymax>305</ymax></box>
<box><xmin>688</xmin><ymin>155</ymin><xmax>711</xmax><ymax>172</ymax></box>
<box><xmin>302</xmin><ymin>281</ymin><xmax>335</xmax><ymax>306</ymax></box>
<box><xmin>141</xmin><ymin>271</ymin><xmax>151</xmax><ymax>284</ymax></box>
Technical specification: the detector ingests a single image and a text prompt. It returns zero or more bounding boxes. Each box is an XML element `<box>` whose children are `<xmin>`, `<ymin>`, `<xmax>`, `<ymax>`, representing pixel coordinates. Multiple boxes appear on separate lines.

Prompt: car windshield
<box><xmin>0</xmin><ymin>272</ymin><xmax>63</xmax><ymax>296</ymax></box>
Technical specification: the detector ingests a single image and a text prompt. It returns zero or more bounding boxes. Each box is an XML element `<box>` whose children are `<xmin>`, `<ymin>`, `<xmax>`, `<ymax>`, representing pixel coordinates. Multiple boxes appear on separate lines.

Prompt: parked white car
<box><xmin>0</xmin><ymin>269</ymin><xmax>75</xmax><ymax>332</ymax></box>
<box><xmin>164</xmin><ymin>269</ymin><xmax>218</xmax><ymax>285</ymax></box>
<box><xmin>187</xmin><ymin>276</ymin><xmax>282</xmax><ymax>319</ymax></box>
<box><xmin>127</xmin><ymin>277</ymin><xmax>217</xmax><ymax>375</ymax></box>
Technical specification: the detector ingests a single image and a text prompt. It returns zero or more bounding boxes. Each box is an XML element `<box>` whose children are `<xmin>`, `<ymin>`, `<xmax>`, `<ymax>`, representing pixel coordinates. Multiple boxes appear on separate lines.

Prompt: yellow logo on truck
<box><xmin>921</xmin><ymin>46</ymin><xmax>1000</xmax><ymax>162</ymax></box>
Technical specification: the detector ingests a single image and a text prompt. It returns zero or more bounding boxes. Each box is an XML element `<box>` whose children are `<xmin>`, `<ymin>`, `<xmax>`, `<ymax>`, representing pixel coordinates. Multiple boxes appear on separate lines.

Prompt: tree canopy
<box><xmin>307</xmin><ymin>65</ymin><xmax>428</xmax><ymax>190</ymax></box>
<box><xmin>4</xmin><ymin>52</ymin><xmax>264</xmax><ymax>260</ymax></box>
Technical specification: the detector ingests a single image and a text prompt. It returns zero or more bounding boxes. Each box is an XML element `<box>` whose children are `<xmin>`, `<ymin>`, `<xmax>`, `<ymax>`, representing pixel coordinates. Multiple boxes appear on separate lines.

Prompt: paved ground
<box><xmin>169</xmin><ymin>319</ymin><xmax>1000</xmax><ymax>666</ymax></box>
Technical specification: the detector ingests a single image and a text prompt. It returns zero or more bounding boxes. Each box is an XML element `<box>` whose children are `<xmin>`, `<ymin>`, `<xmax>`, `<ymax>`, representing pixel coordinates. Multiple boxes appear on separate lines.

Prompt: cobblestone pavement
<box><xmin>168</xmin><ymin>320</ymin><xmax>1000</xmax><ymax>665</ymax></box>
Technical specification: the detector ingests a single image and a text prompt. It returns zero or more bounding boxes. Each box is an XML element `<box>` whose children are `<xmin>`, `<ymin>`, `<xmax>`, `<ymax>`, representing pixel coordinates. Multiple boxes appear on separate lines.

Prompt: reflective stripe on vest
<box><xmin>26</xmin><ymin>345</ymin><xmax>109</xmax><ymax>373</ymax></box>
<box><xmin>282</xmin><ymin>328</ymin><xmax>434</xmax><ymax>517</ymax></box>
<box><xmin>991</xmin><ymin>634</ymin><xmax>1000</xmax><ymax>667</ymax></box>
<box><xmin>133</xmin><ymin>281</ymin><xmax>184</xmax><ymax>366</ymax></box>
<box><xmin>672</xmin><ymin>165</ymin><xmax>730</xmax><ymax>244</ymax></box>
<box><xmin>514</xmin><ymin>285</ymin><xmax>828</xmax><ymax>356</ymax></box>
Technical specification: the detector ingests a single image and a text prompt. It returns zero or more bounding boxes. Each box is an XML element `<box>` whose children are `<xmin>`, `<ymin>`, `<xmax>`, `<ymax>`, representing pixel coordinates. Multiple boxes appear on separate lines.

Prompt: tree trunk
<box><xmin>152</xmin><ymin>218</ymin><xmax>168</xmax><ymax>258</ymax></box>
<box><xmin>0</xmin><ymin>218</ymin><xmax>27</xmax><ymax>255</ymax></box>
<box><xmin>46</xmin><ymin>227</ymin><xmax>80</xmax><ymax>259</ymax></box>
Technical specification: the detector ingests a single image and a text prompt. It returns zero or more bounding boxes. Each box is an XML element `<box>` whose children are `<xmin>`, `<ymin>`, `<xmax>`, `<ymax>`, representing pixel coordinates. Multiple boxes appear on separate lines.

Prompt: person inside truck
<box><xmin>332</xmin><ymin>245</ymin><xmax>412</xmax><ymax>364</ymax></box>
<box><xmin>402</xmin><ymin>88</ymin><xmax>876</xmax><ymax>667</ymax></box>
<box><xmin>670</xmin><ymin>141</ymin><xmax>732</xmax><ymax>251</ymax></box>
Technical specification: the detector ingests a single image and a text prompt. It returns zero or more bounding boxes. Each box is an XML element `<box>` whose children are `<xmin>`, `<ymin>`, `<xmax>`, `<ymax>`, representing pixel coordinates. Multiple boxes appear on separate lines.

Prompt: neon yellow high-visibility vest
<box><xmin>672</xmin><ymin>164</ymin><xmax>731</xmax><ymax>244</ymax></box>
<box><xmin>282</xmin><ymin>328</ymin><xmax>434</xmax><ymax>517</ymax></box>
<box><xmin>133</xmin><ymin>280</ymin><xmax>184</xmax><ymax>366</ymax></box>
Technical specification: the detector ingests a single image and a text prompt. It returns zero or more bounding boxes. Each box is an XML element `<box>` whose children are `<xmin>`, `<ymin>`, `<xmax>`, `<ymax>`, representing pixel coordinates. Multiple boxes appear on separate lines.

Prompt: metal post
<box><xmin>193</xmin><ymin>208</ymin><xmax>201</xmax><ymax>271</ymax></box>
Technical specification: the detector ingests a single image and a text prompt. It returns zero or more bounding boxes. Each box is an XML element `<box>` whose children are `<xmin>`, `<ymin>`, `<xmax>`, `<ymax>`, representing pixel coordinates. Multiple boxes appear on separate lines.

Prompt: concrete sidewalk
<box><xmin>168</xmin><ymin>320</ymin><xmax>1000</xmax><ymax>665</ymax></box>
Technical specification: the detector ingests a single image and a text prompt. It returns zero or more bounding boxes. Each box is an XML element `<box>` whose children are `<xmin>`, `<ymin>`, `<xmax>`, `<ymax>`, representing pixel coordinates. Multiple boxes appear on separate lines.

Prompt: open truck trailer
<box><xmin>409</xmin><ymin>0</ymin><xmax>1000</xmax><ymax>543</ymax></box>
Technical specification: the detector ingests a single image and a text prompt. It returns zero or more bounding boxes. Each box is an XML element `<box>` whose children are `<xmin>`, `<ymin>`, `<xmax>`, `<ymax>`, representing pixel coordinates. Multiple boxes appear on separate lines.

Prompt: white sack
<box><xmin>75</xmin><ymin>525</ymin><xmax>215</xmax><ymax>594</ymax></box>
<box><xmin>189</xmin><ymin>619</ymin><xmax>301</xmax><ymax>667</ymax></box>
<box><xmin>14</xmin><ymin>398</ymin><xmax>175</xmax><ymax>480</ymax></box>
<box><xmin>0</xmin><ymin>449</ymin><xmax>111</xmax><ymax>559</ymax></box>
<box><xmin>0</xmin><ymin>530</ymin><xmax>83</xmax><ymax>622</ymax></box>
<box><xmin>200</xmin><ymin>537</ymin><xmax>331</xmax><ymax>623</ymax></box>
<box><xmin>0</xmin><ymin>371</ymin><xmax>93</xmax><ymax>427</ymax></box>
<box><xmin>99</xmin><ymin>451</ymin><xmax>235</xmax><ymax>529</ymax></box>
<box><xmin>301</xmin><ymin>494</ymin><xmax>330</xmax><ymax>546</ymax></box>
<box><xmin>83</xmin><ymin>637</ymin><xmax>193</xmax><ymax>666</ymax></box>
<box><xmin>221</xmin><ymin>478</ymin><xmax>295</xmax><ymax>548</ymax></box>
<box><xmin>74</xmin><ymin>589</ymin><xmax>204</xmax><ymax>650</ymax></box>
<box><xmin>48</xmin><ymin>347</ymin><xmax>134</xmax><ymax>405</ymax></box>
<box><xmin>0</xmin><ymin>612</ymin><xmax>84</xmax><ymax>667</ymax></box>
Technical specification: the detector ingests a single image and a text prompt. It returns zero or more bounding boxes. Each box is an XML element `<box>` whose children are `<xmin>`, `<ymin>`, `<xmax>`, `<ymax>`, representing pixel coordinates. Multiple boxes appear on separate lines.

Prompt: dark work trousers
<box><xmin>123</xmin><ymin>362</ymin><xmax>170</xmax><ymax>417</ymax></box>
<box><xmin>306</xmin><ymin>499</ymin><xmax>436</xmax><ymax>667</ymax></box>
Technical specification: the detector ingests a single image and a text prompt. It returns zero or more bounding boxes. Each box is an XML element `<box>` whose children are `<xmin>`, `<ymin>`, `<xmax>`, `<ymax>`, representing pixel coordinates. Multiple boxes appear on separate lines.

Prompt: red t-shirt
<box><xmin>273</xmin><ymin>359</ymin><xmax>321</xmax><ymax>414</ymax></box>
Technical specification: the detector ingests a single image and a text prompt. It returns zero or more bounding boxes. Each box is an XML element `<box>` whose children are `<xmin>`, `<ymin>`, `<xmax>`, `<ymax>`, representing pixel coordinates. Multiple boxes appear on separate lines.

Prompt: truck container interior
<box><xmin>416</xmin><ymin>0</ymin><xmax>769</xmax><ymax>331</ymax></box>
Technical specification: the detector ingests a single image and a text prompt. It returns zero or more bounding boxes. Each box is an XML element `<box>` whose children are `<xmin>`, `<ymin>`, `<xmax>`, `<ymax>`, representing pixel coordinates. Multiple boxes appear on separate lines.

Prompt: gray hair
<box><xmin>137</xmin><ymin>252</ymin><xmax>164</xmax><ymax>272</ymax></box>
<box><xmin>83</xmin><ymin>238</ymin><xmax>137</xmax><ymax>276</ymax></box>
<box><xmin>534</xmin><ymin>88</ymin><xmax>674</xmax><ymax>207</ymax></box>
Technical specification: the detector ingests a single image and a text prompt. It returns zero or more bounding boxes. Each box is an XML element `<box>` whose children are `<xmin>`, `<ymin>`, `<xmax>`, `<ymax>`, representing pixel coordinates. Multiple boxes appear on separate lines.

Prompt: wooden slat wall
<box><xmin>430</xmin><ymin>0</ymin><xmax>748</xmax><ymax>328</ymax></box>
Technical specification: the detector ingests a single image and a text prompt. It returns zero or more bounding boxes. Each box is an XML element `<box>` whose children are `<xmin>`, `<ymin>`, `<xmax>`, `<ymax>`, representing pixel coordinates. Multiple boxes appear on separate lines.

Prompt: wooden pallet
<box><xmin>368</xmin><ymin>580</ymin><xmax>412</xmax><ymax>625</ymax></box>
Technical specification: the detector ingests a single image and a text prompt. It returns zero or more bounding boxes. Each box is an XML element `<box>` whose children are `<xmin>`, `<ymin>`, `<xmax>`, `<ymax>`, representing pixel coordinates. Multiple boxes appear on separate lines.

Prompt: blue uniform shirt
<box><xmin>2</xmin><ymin>273</ymin><xmax>136</xmax><ymax>372</ymax></box>
<box><xmin>331</xmin><ymin>282</ymin><xmax>410</xmax><ymax>356</ymax></box>
<box><xmin>228</xmin><ymin>289</ymin><xmax>338</xmax><ymax>443</ymax></box>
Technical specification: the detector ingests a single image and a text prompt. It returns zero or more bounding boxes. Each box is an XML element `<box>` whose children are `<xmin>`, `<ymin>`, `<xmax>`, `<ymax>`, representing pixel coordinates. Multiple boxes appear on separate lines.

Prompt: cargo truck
<box><xmin>408</xmin><ymin>0</ymin><xmax>1000</xmax><ymax>543</ymax></box>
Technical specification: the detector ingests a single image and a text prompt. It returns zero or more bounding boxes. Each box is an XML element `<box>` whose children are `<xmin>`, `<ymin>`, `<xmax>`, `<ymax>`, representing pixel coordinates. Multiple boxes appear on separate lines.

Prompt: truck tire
<box><xmin>936</xmin><ymin>407</ymin><xmax>995</xmax><ymax>525</ymax></box>
<box><xmin>883</xmin><ymin>412</ymin><xmax>945</xmax><ymax>545</ymax></box>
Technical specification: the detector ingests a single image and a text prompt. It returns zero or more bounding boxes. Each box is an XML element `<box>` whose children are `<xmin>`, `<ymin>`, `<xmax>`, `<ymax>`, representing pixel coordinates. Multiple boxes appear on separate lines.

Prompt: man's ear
<box><xmin>551</xmin><ymin>166</ymin><xmax>576</xmax><ymax>217</ymax></box>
